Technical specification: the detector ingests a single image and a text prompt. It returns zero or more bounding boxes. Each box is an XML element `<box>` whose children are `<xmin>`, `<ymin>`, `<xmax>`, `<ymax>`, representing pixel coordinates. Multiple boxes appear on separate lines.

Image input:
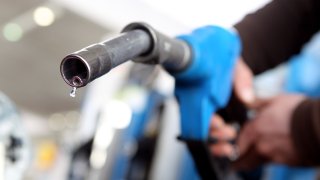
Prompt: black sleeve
<box><xmin>291</xmin><ymin>99</ymin><xmax>320</xmax><ymax>165</ymax></box>
<box><xmin>234</xmin><ymin>0</ymin><xmax>320</xmax><ymax>75</ymax></box>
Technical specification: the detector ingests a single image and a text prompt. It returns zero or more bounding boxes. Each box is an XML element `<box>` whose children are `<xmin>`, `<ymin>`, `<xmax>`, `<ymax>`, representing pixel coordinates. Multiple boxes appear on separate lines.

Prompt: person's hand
<box><xmin>233</xmin><ymin>94</ymin><xmax>306</xmax><ymax>170</ymax></box>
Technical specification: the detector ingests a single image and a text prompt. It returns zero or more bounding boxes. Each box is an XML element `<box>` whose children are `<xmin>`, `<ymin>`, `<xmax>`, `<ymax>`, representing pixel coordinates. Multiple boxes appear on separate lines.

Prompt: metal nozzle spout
<box><xmin>60</xmin><ymin>29</ymin><xmax>152</xmax><ymax>87</ymax></box>
<box><xmin>60</xmin><ymin>22</ymin><xmax>191</xmax><ymax>88</ymax></box>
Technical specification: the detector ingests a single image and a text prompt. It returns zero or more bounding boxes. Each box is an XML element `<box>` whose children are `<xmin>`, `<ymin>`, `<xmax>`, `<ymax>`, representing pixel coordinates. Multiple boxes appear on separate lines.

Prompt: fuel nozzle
<box><xmin>60</xmin><ymin>22</ymin><xmax>191</xmax><ymax>88</ymax></box>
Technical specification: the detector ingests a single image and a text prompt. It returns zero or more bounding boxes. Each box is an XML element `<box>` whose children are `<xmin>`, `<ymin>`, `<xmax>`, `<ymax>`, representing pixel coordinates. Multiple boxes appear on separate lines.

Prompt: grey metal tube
<box><xmin>60</xmin><ymin>22</ymin><xmax>192</xmax><ymax>88</ymax></box>
<box><xmin>60</xmin><ymin>29</ymin><xmax>151</xmax><ymax>87</ymax></box>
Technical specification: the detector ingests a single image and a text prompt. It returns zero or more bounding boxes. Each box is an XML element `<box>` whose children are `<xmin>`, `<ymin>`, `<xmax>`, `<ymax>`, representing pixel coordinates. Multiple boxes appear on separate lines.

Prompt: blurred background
<box><xmin>7</xmin><ymin>0</ymin><xmax>314</xmax><ymax>180</ymax></box>
<box><xmin>0</xmin><ymin>0</ymin><xmax>269</xmax><ymax>128</ymax></box>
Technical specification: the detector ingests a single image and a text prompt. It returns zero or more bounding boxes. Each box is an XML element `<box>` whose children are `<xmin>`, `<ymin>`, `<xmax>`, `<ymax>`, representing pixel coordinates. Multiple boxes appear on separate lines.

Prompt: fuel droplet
<box><xmin>70</xmin><ymin>87</ymin><xmax>77</xmax><ymax>98</ymax></box>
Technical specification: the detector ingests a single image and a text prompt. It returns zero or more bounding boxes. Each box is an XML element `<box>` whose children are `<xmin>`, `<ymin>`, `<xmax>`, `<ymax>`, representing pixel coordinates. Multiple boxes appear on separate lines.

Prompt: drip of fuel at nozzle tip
<box><xmin>70</xmin><ymin>87</ymin><xmax>77</xmax><ymax>98</ymax></box>
<box><xmin>69</xmin><ymin>76</ymin><xmax>82</xmax><ymax>98</ymax></box>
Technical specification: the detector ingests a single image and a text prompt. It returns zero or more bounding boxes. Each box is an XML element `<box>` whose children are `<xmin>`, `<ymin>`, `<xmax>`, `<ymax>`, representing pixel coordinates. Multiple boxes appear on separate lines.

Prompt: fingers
<box><xmin>210</xmin><ymin>115</ymin><xmax>237</xmax><ymax>142</ymax></box>
<box><xmin>210</xmin><ymin>142</ymin><xmax>234</xmax><ymax>157</ymax></box>
<box><xmin>210</xmin><ymin>115</ymin><xmax>237</xmax><ymax>158</ymax></box>
<box><xmin>210</xmin><ymin>125</ymin><xmax>237</xmax><ymax>141</ymax></box>
<box><xmin>234</xmin><ymin>59</ymin><xmax>255</xmax><ymax>106</ymax></box>
<box><xmin>210</xmin><ymin>115</ymin><xmax>225</xmax><ymax>130</ymax></box>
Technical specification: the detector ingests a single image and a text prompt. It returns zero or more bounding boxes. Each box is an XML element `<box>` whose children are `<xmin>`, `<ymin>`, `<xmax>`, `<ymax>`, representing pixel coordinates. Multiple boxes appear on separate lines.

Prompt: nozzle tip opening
<box><xmin>60</xmin><ymin>55</ymin><xmax>89</xmax><ymax>87</ymax></box>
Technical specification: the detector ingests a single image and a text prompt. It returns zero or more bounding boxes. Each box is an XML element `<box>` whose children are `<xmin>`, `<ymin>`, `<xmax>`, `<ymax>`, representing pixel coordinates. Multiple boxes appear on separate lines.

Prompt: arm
<box><xmin>235</xmin><ymin>0</ymin><xmax>320</xmax><ymax>74</ymax></box>
<box><xmin>236</xmin><ymin>0</ymin><xmax>320</xmax><ymax>165</ymax></box>
<box><xmin>212</xmin><ymin>0</ymin><xmax>320</xmax><ymax>166</ymax></box>
<box><xmin>291</xmin><ymin>99</ymin><xmax>320</xmax><ymax>165</ymax></box>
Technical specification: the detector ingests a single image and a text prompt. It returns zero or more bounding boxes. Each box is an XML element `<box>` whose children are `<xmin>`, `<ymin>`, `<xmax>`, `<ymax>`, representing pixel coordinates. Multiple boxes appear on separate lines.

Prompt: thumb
<box><xmin>234</xmin><ymin>59</ymin><xmax>255</xmax><ymax>106</ymax></box>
